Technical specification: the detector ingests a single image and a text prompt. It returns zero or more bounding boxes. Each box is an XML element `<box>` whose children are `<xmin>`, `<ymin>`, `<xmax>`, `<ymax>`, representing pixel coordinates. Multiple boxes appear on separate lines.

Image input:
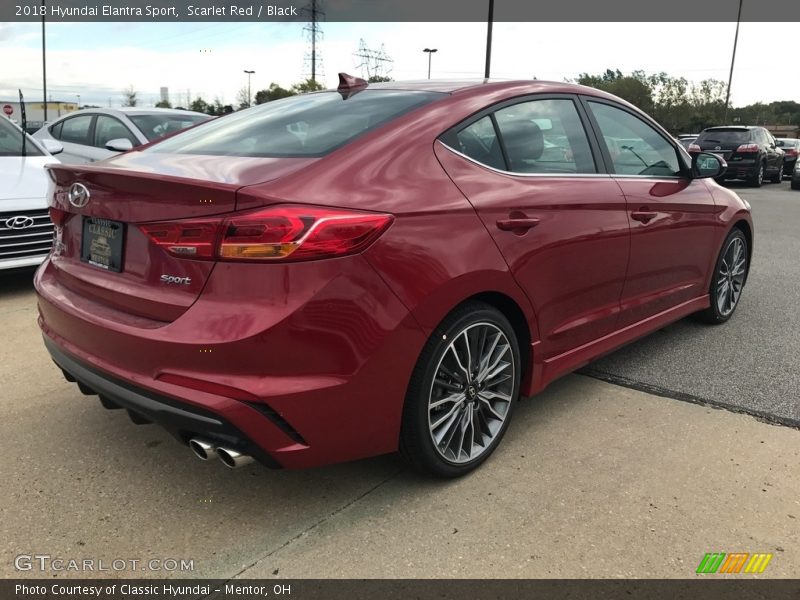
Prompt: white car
<box><xmin>33</xmin><ymin>107</ymin><xmax>211</xmax><ymax>165</ymax></box>
<box><xmin>1</xmin><ymin>116</ymin><xmax>63</xmax><ymax>271</ymax></box>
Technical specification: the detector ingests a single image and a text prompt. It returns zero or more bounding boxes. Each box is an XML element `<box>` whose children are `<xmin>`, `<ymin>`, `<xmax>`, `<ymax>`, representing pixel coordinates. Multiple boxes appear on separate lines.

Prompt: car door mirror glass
<box><xmin>105</xmin><ymin>138</ymin><xmax>133</xmax><ymax>152</ymax></box>
<box><xmin>693</xmin><ymin>152</ymin><xmax>726</xmax><ymax>179</ymax></box>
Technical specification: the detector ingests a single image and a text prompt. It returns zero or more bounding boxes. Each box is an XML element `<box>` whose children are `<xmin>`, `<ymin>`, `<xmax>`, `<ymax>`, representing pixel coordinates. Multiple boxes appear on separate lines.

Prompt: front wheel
<box><xmin>399</xmin><ymin>301</ymin><xmax>521</xmax><ymax>478</ymax></box>
<box><xmin>696</xmin><ymin>228</ymin><xmax>749</xmax><ymax>324</ymax></box>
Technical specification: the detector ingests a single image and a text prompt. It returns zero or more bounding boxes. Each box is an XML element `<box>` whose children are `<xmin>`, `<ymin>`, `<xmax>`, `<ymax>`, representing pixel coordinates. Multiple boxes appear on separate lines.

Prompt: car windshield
<box><xmin>146</xmin><ymin>90</ymin><xmax>446</xmax><ymax>158</ymax></box>
<box><xmin>0</xmin><ymin>117</ymin><xmax>44</xmax><ymax>157</ymax></box>
<box><xmin>698</xmin><ymin>129</ymin><xmax>750</xmax><ymax>143</ymax></box>
<box><xmin>128</xmin><ymin>113</ymin><xmax>211</xmax><ymax>142</ymax></box>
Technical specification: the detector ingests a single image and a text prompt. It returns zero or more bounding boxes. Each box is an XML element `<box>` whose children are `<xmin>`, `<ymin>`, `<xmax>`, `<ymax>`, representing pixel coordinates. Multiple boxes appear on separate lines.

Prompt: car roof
<box><xmin>47</xmin><ymin>107</ymin><xmax>209</xmax><ymax>122</ymax></box>
<box><xmin>352</xmin><ymin>79</ymin><xmax>612</xmax><ymax>97</ymax></box>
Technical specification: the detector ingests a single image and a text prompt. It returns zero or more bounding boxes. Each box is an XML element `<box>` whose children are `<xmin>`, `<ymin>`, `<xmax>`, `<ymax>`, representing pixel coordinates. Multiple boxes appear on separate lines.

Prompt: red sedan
<box><xmin>35</xmin><ymin>76</ymin><xmax>753</xmax><ymax>477</ymax></box>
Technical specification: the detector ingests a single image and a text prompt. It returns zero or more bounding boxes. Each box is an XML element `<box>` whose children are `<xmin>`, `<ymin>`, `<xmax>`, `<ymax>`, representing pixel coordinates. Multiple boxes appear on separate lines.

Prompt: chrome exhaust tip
<box><xmin>188</xmin><ymin>438</ymin><xmax>217</xmax><ymax>461</ymax></box>
<box><xmin>216</xmin><ymin>447</ymin><xmax>254</xmax><ymax>469</ymax></box>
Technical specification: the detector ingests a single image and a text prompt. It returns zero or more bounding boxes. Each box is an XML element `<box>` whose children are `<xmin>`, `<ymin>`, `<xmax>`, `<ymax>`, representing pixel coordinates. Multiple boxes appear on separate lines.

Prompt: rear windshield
<box><xmin>698</xmin><ymin>129</ymin><xmax>751</xmax><ymax>143</ymax></box>
<box><xmin>146</xmin><ymin>90</ymin><xmax>445</xmax><ymax>158</ymax></box>
<box><xmin>129</xmin><ymin>113</ymin><xmax>210</xmax><ymax>141</ymax></box>
<box><xmin>777</xmin><ymin>139</ymin><xmax>799</xmax><ymax>148</ymax></box>
<box><xmin>0</xmin><ymin>117</ymin><xmax>44</xmax><ymax>157</ymax></box>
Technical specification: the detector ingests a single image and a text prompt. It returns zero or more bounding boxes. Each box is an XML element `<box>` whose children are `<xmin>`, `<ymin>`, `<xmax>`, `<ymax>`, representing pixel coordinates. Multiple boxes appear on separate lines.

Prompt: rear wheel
<box><xmin>696</xmin><ymin>228</ymin><xmax>749</xmax><ymax>324</ymax></box>
<box><xmin>748</xmin><ymin>161</ymin><xmax>764</xmax><ymax>187</ymax></box>
<box><xmin>792</xmin><ymin>179</ymin><xmax>800</xmax><ymax>190</ymax></box>
<box><xmin>399</xmin><ymin>301</ymin><xmax>521</xmax><ymax>478</ymax></box>
<box><xmin>770</xmin><ymin>162</ymin><xmax>782</xmax><ymax>183</ymax></box>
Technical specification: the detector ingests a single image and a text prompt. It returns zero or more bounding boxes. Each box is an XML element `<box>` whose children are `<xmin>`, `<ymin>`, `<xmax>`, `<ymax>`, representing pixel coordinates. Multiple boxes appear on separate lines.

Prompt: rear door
<box><xmin>583</xmin><ymin>98</ymin><xmax>720</xmax><ymax>327</ymax></box>
<box><xmin>436</xmin><ymin>95</ymin><xmax>630</xmax><ymax>359</ymax></box>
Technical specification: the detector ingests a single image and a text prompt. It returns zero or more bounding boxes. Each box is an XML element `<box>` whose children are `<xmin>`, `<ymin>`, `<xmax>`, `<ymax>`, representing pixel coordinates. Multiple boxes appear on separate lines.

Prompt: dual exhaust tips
<box><xmin>189</xmin><ymin>438</ymin><xmax>254</xmax><ymax>469</ymax></box>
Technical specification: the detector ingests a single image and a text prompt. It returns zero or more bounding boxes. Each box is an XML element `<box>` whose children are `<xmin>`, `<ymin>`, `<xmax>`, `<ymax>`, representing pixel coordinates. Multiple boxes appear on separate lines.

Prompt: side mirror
<box><xmin>40</xmin><ymin>139</ymin><xmax>63</xmax><ymax>155</ymax></box>
<box><xmin>692</xmin><ymin>151</ymin><xmax>727</xmax><ymax>179</ymax></box>
<box><xmin>105</xmin><ymin>138</ymin><xmax>133</xmax><ymax>152</ymax></box>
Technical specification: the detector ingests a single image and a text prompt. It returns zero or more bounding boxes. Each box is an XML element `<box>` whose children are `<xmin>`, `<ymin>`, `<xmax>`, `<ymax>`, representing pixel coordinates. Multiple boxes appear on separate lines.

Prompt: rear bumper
<box><xmin>35</xmin><ymin>255</ymin><xmax>427</xmax><ymax>469</ymax></box>
<box><xmin>44</xmin><ymin>336</ymin><xmax>282</xmax><ymax>468</ymax></box>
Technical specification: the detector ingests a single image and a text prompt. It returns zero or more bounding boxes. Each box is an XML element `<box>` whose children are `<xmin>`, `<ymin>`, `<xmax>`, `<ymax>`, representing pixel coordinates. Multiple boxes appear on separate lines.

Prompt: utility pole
<box><xmin>353</xmin><ymin>39</ymin><xmax>394</xmax><ymax>81</ymax></box>
<box><xmin>42</xmin><ymin>0</ymin><xmax>47</xmax><ymax>121</ymax></box>
<box><xmin>302</xmin><ymin>0</ymin><xmax>324</xmax><ymax>84</ymax></box>
<box><xmin>724</xmin><ymin>0</ymin><xmax>743</xmax><ymax>124</ymax></box>
<box><xmin>484</xmin><ymin>0</ymin><xmax>494</xmax><ymax>79</ymax></box>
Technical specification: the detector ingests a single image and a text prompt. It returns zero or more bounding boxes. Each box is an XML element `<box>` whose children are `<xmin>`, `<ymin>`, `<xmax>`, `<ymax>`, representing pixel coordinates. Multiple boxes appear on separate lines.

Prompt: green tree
<box><xmin>122</xmin><ymin>85</ymin><xmax>138</xmax><ymax>107</ymax></box>
<box><xmin>254</xmin><ymin>83</ymin><xmax>296</xmax><ymax>104</ymax></box>
<box><xmin>367</xmin><ymin>75</ymin><xmax>393</xmax><ymax>83</ymax></box>
<box><xmin>189</xmin><ymin>97</ymin><xmax>209</xmax><ymax>114</ymax></box>
<box><xmin>291</xmin><ymin>78</ymin><xmax>325</xmax><ymax>94</ymax></box>
<box><xmin>155</xmin><ymin>99</ymin><xmax>172</xmax><ymax>108</ymax></box>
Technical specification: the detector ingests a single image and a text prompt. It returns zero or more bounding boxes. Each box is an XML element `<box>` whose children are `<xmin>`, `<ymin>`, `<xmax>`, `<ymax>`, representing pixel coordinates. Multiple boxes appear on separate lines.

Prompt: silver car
<box><xmin>33</xmin><ymin>107</ymin><xmax>211</xmax><ymax>165</ymax></box>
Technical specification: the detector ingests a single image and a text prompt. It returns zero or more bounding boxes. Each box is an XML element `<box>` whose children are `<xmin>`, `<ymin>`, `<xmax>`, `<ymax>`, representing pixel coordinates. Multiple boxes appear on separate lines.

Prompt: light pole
<box><xmin>423</xmin><ymin>48</ymin><xmax>437</xmax><ymax>80</ymax></box>
<box><xmin>724</xmin><ymin>0</ymin><xmax>743</xmax><ymax>124</ymax></box>
<box><xmin>42</xmin><ymin>0</ymin><xmax>47</xmax><ymax>122</ymax></box>
<box><xmin>76</xmin><ymin>94</ymin><xmax>80</xmax><ymax>108</ymax></box>
<box><xmin>243</xmin><ymin>69</ymin><xmax>255</xmax><ymax>107</ymax></box>
<box><xmin>484</xmin><ymin>0</ymin><xmax>494</xmax><ymax>79</ymax></box>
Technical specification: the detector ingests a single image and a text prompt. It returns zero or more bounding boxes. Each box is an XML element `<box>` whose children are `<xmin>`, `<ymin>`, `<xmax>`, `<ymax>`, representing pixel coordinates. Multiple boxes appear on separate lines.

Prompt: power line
<box><xmin>353</xmin><ymin>38</ymin><xmax>394</xmax><ymax>80</ymax></box>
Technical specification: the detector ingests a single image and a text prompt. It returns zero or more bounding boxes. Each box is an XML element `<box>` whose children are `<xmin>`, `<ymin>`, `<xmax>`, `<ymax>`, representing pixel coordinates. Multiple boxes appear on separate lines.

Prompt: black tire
<box><xmin>792</xmin><ymin>180</ymin><xmax>800</xmax><ymax>190</ymax></box>
<box><xmin>748</xmin><ymin>161</ymin><xmax>764</xmax><ymax>187</ymax></box>
<box><xmin>769</xmin><ymin>163</ymin><xmax>782</xmax><ymax>184</ymax></box>
<box><xmin>696</xmin><ymin>228</ymin><xmax>749</xmax><ymax>324</ymax></box>
<box><xmin>399</xmin><ymin>301</ymin><xmax>521</xmax><ymax>478</ymax></box>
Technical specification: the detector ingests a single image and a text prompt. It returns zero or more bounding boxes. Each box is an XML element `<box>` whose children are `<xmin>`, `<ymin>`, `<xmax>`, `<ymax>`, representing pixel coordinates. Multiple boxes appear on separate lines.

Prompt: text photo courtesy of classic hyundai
<box><xmin>34</xmin><ymin>76</ymin><xmax>753</xmax><ymax>478</ymax></box>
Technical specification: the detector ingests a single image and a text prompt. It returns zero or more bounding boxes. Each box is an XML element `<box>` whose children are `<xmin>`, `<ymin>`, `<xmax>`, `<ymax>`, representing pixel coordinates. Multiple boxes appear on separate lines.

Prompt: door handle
<box><xmin>630</xmin><ymin>210</ymin><xmax>657</xmax><ymax>224</ymax></box>
<box><xmin>496</xmin><ymin>217</ymin><xmax>540</xmax><ymax>232</ymax></box>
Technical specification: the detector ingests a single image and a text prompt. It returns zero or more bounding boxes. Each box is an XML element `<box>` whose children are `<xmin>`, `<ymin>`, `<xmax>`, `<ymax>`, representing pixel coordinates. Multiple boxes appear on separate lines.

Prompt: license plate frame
<box><xmin>80</xmin><ymin>216</ymin><xmax>125</xmax><ymax>273</ymax></box>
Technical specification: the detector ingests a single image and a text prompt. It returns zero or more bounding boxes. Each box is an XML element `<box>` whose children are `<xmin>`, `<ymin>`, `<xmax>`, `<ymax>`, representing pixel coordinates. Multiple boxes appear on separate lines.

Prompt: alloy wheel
<box><xmin>427</xmin><ymin>323</ymin><xmax>515</xmax><ymax>464</ymax></box>
<box><xmin>716</xmin><ymin>236</ymin><xmax>747</xmax><ymax>317</ymax></box>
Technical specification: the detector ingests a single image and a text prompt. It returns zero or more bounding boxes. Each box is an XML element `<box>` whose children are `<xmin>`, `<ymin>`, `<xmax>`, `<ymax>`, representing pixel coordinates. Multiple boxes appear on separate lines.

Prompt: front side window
<box><xmin>59</xmin><ymin>115</ymin><xmax>94</xmax><ymax>146</ymax></box>
<box><xmin>494</xmin><ymin>99</ymin><xmax>595</xmax><ymax>174</ymax></box>
<box><xmin>588</xmin><ymin>101</ymin><xmax>681</xmax><ymax>177</ymax></box>
<box><xmin>147</xmin><ymin>90</ymin><xmax>444</xmax><ymax>157</ymax></box>
<box><xmin>94</xmin><ymin>115</ymin><xmax>138</xmax><ymax>148</ymax></box>
<box><xmin>0</xmin><ymin>117</ymin><xmax>43</xmax><ymax>156</ymax></box>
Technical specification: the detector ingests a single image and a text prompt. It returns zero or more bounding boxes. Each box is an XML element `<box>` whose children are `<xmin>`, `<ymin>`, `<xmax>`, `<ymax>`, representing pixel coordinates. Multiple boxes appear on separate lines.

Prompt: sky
<box><xmin>1</xmin><ymin>21</ymin><xmax>797</xmax><ymax>108</ymax></box>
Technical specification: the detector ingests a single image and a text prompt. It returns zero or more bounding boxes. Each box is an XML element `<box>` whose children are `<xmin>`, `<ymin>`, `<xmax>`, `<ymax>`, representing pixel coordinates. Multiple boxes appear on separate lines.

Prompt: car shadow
<box><xmin>0</xmin><ymin>268</ymin><xmax>37</xmax><ymax>298</ymax></box>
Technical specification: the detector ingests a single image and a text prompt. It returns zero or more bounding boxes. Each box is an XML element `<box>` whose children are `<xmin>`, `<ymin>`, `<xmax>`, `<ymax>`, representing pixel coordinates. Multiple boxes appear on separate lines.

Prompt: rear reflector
<box><xmin>139</xmin><ymin>205</ymin><xmax>393</xmax><ymax>262</ymax></box>
<box><xmin>48</xmin><ymin>206</ymin><xmax>73</xmax><ymax>227</ymax></box>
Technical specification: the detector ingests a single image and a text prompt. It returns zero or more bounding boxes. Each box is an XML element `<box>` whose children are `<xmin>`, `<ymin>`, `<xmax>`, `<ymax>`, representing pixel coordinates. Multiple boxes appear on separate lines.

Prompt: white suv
<box><xmin>1</xmin><ymin>116</ymin><xmax>63</xmax><ymax>271</ymax></box>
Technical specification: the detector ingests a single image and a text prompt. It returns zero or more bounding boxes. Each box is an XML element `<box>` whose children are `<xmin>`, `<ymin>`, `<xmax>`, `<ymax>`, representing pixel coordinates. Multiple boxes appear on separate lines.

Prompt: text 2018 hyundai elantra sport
<box><xmin>35</xmin><ymin>77</ymin><xmax>753</xmax><ymax>477</ymax></box>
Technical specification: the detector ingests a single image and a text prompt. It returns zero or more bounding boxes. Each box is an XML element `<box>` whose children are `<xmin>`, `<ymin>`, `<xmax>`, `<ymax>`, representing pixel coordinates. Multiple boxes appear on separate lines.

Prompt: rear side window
<box><xmin>59</xmin><ymin>115</ymin><xmax>93</xmax><ymax>145</ymax></box>
<box><xmin>588</xmin><ymin>101</ymin><xmax>680</xmax><ymax>177</ymax></box>
<box><xmin>147</xmin><ymin>90</ymin><xmax>445</xmax><ymax>157</ymax></box>
<box><xmin>454</xmin><ymin>116</ymin><xmax>505</xmax><ymax>170</ymax></box>
<box><xmin>494</xmin><ymin>99</ymin><xmax>595</xmax><ymax>174</ymax></box>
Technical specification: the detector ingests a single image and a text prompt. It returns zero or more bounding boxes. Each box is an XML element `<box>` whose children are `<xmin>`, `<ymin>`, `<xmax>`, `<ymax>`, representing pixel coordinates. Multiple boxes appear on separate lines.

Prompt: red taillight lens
<box><xmin>139</xmin><ymin>205</ymin><xmax>393</xmax><ymax>262</ymax></box>
<box><xmin>736</xmin><ymin>143</ymin><xmax>759</xmax><ymax>153</ymax></box>
<box><xmin>48</xmin><ymin>206</ymin><xmax>73</xmax><ymax>227</ymax></box>
<box><xmin>786</xmin><ymin>148</ymin><xmax>798</xmax><ymax>156</ymax></box>
<box><xmin>688</xmin><ymin>144</ymin><xmax>701</xmax><ymax>153</ymax></box>
<box><xmin>139</xmin><ymin>219</ymin><xmax>221</xmax><ymax>259</ymax></box>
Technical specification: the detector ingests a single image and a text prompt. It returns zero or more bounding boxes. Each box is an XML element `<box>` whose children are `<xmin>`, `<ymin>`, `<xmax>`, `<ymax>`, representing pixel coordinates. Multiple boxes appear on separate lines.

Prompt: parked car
<box><xmin>792</xmin><ymin>159</ymin><xmax>800</xmax><ymax>190</ymax></box>
<box><xmin>33</xmin><ymin>107</ymin><xmax>211</xmax><ymax>165</ymax></box>
<box><xmin>776</xmin><ymin>138</ymin><xmax>799</xmax><ymax>177</ymax></box>
<box><xmin>0</xmin><ymin>116</ymin><xmax>63</xmax><ymax>271</ymax></box>
<box><xmin>34</xmin><ymin>77</ymin><xmax>753</xmax><ymax>477</ymax></box>
<box><xmin>688</xmin><ymin>126</ymin><xmax>783</xmax><ymax>186</ymax></box>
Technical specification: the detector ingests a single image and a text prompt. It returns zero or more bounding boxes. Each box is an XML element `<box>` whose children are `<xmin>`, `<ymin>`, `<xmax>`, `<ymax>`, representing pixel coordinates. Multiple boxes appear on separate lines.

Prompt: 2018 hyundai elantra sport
<box><xmin>34</xmin><ymin>75</ymin><xmax>753</xmax><ymax>477</ymax></box>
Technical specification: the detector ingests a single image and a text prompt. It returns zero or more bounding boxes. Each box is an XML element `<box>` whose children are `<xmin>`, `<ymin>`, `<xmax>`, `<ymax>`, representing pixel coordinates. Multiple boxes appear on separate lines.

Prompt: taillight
<box><xmin>139</xmin><ymin>205</ymin><xmax>393</xmax><ymax>262</ymax></box>
<box><xmin>786</xmin><ymin>148</ymin><xmax>798</xmax><ymax>156</ymax></box>
<box><xmin>688</xmin><ymin>144</ymin><xmax>701</xmax><ymax>153</ymax></box>
<box><xmin>736</xmin><ymin>143</ymin><xmax>759</xmax><ymax>153</ymax></box>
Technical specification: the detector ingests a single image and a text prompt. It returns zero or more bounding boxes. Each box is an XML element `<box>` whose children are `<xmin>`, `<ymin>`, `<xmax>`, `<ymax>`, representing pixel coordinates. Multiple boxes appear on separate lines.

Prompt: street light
<box><xmin>243</xmin><ymin>69</ymin><xmax>255</xmax><ymax>107</ymax></box>
<box><xmin>723</xmin><ymin>0</ymin><xmax>743</xmax><ymax>124</ymax></box>
<box><xmin>423</xmin><ymin>48</ymin><xmax>437</xmax><ymax>80</ymax></box>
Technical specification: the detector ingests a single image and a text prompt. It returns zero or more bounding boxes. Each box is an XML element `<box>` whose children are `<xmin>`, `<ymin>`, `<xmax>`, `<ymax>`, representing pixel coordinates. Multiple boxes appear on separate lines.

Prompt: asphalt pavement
<box><xmin>582</xmin><ymin>180</ymin><xmax>800</xmax><ymax>426</ymax></box>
